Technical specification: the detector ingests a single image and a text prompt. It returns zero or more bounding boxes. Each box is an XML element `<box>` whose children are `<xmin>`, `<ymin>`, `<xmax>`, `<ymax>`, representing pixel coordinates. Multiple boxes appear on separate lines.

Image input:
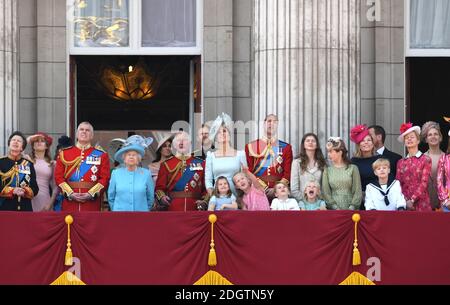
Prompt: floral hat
<box><xmin>114</xmin><ymin>135</ymin><xmax>153</xmax><ymax>163</ymax></box>
<box><xmin>397</xmin><ymin>122</ymin><xmax>421</xmax><ymax>143</ymax></box>
<box><xmin>350</xmin><ymin>124</ymin><xmax>370</xmax><ymax>144</ymax></box>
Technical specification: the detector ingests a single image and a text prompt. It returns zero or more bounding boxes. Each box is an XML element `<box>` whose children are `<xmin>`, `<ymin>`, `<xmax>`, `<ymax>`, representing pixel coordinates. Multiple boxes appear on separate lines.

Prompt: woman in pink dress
<box><xmin>421</xmin><ymin>121</ymin><xmax>445</xmax><ymax>210</ymax></box>
<box><xmin>27</xmin><ymin>132</ymin><xmax>58</xmax><ymax>211</ymax></box>
<box><xmin>396</xmin><ymin>123</ymin><xmax>432</xmax><ymax>211</ymax></box>
<box><xmin>437</xmin><ymin>117</ymin><xmax>450</xmax><ymax>212</ymax></box>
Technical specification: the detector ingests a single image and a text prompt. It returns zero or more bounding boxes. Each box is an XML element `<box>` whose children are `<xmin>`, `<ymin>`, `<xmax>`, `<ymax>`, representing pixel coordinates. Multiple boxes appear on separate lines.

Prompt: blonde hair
<box><xmin>421</xmin><ymin>121</ymin><xmax>442</xmax><ymax>142</ymax></box>
<box><xmin>232</xmin><ymin>172</ymin><xmax>251</xmax><ymax>209</ymax></box>
<box><xmin>303</xmin><ymin>180</ymin><xmax>321</xmax><ymax>198</ymax></box>
<box><xmin>353</xmin><ymin>135</ymin><xmax>375</xmax><ymax>158</ymax></box>
<box><xmin>372</xmin><ymin>158</ymin><xmax>391</xmax><ymax>171</ymax></box>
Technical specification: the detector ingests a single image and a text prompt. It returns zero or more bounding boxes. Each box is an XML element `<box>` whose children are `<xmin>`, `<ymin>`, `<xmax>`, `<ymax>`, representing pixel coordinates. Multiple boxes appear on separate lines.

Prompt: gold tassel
<box><xmin>65</xmin><ymin>215</ymin><xmax>74</xmax><ymax>266</ymax></box>
<box><xmin>194</xmin><ymin>214</ymin><xmax>235</xmax><ymax>285</ymax></box>
<box><xmin>352</xmin><ymin>213</ymin><xmax>361</xmax><ymax>266</ymax></box>
<box><xmin>339</xmin><ymin>272</ymin><xmax>375</xmax><ymax>285</ymax></box>
<box><xmin>208</xmin><ymin>214</ymin><xmax>217</xmax><ymax>267</ymax></box>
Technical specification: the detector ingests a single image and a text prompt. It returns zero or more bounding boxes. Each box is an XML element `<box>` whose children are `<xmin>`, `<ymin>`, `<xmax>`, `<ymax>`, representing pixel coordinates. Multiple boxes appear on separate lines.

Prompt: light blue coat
<box><xmin>108</xmin><ymin>167</ymin><xmax>154</xmax><ymax>211</ymax></box>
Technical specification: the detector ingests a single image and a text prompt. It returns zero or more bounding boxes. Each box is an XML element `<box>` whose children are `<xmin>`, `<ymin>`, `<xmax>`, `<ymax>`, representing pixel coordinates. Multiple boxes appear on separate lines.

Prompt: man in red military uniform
<box><xmin>245</xmin><ymin>114</ymin><xmax>293</xmax><ymax>200</ymax></box>
<box><xmin>55</xmin><ymin>122</ymin><xmax>110</xmax><ymax>211</ymax></box>
<box><xmin>155</xmin><ymin>131</ymin><xmax>209</xmax><ymax>211</ymax></box>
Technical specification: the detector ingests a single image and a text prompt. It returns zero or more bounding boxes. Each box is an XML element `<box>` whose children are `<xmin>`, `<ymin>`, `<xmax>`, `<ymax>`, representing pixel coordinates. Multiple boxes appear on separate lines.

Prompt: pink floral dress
<box><xmin>437</xmin><ymin>154</ymin><xmax>450</xmax><ymax>207</ymax></box>
<box><xmin>396</xmin><ymin>152</ymin><xmax>432</xmax><ymax>211</ymax></box>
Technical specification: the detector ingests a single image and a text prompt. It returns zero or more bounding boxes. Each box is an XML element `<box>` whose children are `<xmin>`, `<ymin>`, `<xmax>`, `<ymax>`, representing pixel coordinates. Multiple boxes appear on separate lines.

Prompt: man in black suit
<box><xmin>368</xmin><ymin>125</ymin><xmax>403</xmax><ymax>178</ymax></box>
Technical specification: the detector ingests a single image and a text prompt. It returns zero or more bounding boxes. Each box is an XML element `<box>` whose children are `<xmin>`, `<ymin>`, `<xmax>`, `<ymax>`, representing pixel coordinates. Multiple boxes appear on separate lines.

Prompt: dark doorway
<box><xmin>407</xmin><ymin>57</ymin><xmax>450</xmax><ymax>152</ymax></box>
<box><xmin>74</xmin><ymin>55</ymin><xmax>196</xmax><ymax>130</ymax></box>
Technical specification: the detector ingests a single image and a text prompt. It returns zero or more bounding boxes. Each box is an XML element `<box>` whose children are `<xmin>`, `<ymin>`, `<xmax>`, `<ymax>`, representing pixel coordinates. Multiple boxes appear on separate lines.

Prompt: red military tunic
<box><xmin>155</xmin><ymin>156</ymin><xmax>207</xmax><ymax>211</ymax></box>
<box><xmin>54</xmin><ymin>143</ymin><xmax>110</xmax><ymax>211</ymax></box>
<box><xmin>245</xmin><ymin>138</ymin><xmax>293</xmax><ymax>189</ymax></box>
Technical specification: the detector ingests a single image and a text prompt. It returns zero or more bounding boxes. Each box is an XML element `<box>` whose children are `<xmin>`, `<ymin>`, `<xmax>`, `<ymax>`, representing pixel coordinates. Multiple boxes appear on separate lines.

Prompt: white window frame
<box><xmin>405</xmin><ymin>0</ymin><xmax>450</xmax><ymax>57</ymax></box>
<box><xmin>67</xmin><ymin>0</ymin><xmax>203</xmax><ymax>55</ymax></box>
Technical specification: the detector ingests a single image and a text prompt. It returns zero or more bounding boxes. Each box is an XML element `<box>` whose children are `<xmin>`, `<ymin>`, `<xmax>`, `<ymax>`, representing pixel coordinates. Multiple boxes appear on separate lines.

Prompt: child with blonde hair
<box><xmin>365</xmin><ymin>158</ymin><xmax>406</xmax><ymax>211</ymax></box>
<box><xmin>298</xmin><ymin>180</ymin><xmax>327</xmax><ymax>211</ymax></box>
<box><xmin>208</xmin><ymin>176</ymin><xmax>238</xmax><ymax>211</ymax></box>
<box><xmin>232</xmin><ymin>167</ymin><xmax>270</xmax><ymax>210</ymax></box>
<box><xmin>270</xmin><ymin>181</ymin><xmax>300</xmax><ymax>210</ymax></box>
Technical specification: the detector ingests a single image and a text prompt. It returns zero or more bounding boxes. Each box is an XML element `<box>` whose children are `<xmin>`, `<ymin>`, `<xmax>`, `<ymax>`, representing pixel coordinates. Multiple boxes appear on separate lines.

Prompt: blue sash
<box><xmin>254</xmin><ymin>141</ymin><xmax>288</xmax><ymax>177</ymax></box>
<box><xmin>69</xmin><ymin>149</ymin><xmax>104</xmax><ymax>182</ymax></box>
<box><xmin>11</xmin><ymin>162</ymin><xmax>29</xmax><ymax>187</ymax></box>
<box><xmin>173</xmin><ymin>161</ymin><xmax>197</xmax><ymax>192</ymax></box>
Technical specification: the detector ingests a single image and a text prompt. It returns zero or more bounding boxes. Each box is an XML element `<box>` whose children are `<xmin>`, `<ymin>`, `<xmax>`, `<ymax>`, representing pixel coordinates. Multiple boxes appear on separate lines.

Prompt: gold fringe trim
<box><xmin>194</xmin><ymin>271</ymin><xmax>233</xmax><ymax>285</ymax></box>
<box><xmin>50</xmin><ymin>271</ymin><xmax>86</xmax><ymax>285</ymax></box>
<box><xmin>339</xmin><ymin>272</ymin><xmax>375</xmax><ymax>285</ymax></box>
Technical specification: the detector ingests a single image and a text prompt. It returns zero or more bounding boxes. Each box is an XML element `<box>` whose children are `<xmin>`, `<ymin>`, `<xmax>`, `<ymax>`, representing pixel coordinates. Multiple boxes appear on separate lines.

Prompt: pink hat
<box><xmin>27</xmin><ymin>132</ymin><xmax>53</xmax><ymax>146</ymax></box>
<box><xmin>350</xmin><ymin>124</ymin><xmax>370</xmax><ymax>144</ymax></box>
<box><xmin>397</xmin><ymin>122</ymin><xmax>421</xmax><ymax>143</ymax></box>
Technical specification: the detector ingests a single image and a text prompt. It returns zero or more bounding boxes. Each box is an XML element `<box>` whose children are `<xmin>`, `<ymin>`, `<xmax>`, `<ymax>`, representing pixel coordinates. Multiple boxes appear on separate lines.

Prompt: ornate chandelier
<box><xmin>99</xmin><ymin>62</ymin><xmax>160</xmax><ymax>101</ymax></box>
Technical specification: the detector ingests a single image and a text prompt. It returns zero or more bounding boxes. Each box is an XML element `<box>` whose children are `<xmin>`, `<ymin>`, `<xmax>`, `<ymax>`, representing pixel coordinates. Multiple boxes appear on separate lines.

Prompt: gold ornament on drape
<box><xmin>50</xmin><ymin>215</ymin><xmax>86</xmax><ymax>285</ymax></box>
<box><xmin>194</xmin><ymin>214</ymin><xmax>233</xmax><ymax>285</ymax></box>
<box><xmin>339</xmin><ymin>213</ymin><xmax>375</xmax><ymax>285</ymax></box>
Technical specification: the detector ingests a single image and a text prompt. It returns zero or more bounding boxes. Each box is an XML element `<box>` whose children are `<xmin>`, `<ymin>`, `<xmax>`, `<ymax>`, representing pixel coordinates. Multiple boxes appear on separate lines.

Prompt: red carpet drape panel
<box><xmin>0</xmin><ymin>211</ymin><xmax>449</xmax><ymax>284</ymax></box>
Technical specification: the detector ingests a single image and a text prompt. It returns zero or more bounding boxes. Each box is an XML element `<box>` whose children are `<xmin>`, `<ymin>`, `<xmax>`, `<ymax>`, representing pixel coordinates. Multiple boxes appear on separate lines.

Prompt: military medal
<box><xmin>194</xmin><ymin>173</ymin><xmax>200</xmax><ymax>181</ymax></box>
<box><xmin>91</xmin><ymin>175</ymin><xmax>97</xmax><ymax>182</ymax></box>
<box><xmin>276</xmin><ymin>155</ymin><xmax>283</xmax><ymax>164</ymax></box>
<box><xmin>25</xmin><ymin>174</ymin><xmax>30</xmax><ymax>182</ymax></box>
<box><xmin>190</xmin><ymin>180</ymin><xmax>197</xmax><ymax>188</ymax></box>
<box><xmin>91</xmin><ymin>165</ymin><xmax>98</xmax><ymax>174</ymax></box>
<box><xmin>277</xmin><ymin>166</ymin><xmax>283</xmax><ymax>174</ymax></box>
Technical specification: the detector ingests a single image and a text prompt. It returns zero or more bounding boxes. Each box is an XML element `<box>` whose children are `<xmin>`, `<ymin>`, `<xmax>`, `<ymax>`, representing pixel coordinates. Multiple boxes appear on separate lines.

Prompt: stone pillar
<box><xmin>253</xmin><ymin>0</ymin><xmax>360</xmax><ymax>154</ymax></box>
<box><xmin>0</xmin><ymin>0</ymin><xmax>18</xmax><ymax>154</ymax></box>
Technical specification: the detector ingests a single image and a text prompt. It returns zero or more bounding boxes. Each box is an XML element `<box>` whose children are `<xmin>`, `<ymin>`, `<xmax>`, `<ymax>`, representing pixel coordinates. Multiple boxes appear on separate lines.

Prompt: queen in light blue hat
<box><xmin>109</xmin><ymin>135</ymin><xmax>155</xmax><ymax>212</ymax></box>
<box><xmin>114</xmin><ymin>135</ymin><xmax>153</xmax><ymax>164</ymax></box>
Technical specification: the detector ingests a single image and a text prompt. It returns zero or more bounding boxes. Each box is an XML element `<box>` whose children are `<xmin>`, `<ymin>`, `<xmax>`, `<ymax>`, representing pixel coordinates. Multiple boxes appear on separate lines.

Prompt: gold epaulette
<box><xmin>94</xmin><ymin>145</ymin><xmax>106</xmax><ymax>153</ymax></box>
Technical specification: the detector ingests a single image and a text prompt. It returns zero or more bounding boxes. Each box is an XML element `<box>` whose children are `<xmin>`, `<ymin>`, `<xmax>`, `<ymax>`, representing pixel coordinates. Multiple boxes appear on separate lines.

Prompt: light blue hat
<box><xmin>209</xmin><ymin>112</ymin><xmax>233</xmax><ymax>142</ymax></box>
<box><xmin>114</xmin><ymin>135</ymin><xmax>153</xmax><ymax>163</ymax></box>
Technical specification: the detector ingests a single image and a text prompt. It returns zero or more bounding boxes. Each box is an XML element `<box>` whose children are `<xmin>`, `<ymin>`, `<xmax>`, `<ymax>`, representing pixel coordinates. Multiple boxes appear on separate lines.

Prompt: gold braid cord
<box><xmin>59</xmin><ymin>151</ymin><xmax>83</xmax><ymax>179</ymax></box>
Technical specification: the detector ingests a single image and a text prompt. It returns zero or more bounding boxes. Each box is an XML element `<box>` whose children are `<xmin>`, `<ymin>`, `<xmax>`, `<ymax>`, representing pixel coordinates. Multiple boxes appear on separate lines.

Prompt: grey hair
<box><xmin>421</xmin><ymin>121</ymin><xmax>442</xmax><ymax>142</ymax></box>
<box><xmin>122</xmin><ymin>150</ymin><xmax>142</xmax><ymax>163</ymax></box>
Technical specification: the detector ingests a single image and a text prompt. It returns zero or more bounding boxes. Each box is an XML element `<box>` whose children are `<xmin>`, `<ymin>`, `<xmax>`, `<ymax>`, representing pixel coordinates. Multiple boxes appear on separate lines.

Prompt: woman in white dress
<box><xmin>205</xmin><ymin>113</ymin><xmax>247</xmax><ymax>196</ymax></box>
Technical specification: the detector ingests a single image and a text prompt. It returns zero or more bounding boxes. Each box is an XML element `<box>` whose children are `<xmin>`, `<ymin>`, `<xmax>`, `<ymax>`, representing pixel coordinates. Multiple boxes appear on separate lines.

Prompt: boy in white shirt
<box><xmin>365</xmin><ymin>158</ymin><xmax>406</xmax><ymax>211</ymax></box>
<box><xmin>270</xmin><ymin>181</ymin><xmax>300</xmax><ymax>211</ymax></box>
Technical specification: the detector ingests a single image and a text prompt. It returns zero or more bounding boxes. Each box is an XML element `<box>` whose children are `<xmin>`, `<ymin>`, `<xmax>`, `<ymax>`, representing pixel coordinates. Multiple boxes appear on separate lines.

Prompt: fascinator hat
<box><xmin>114</xmin><ymin>135</ymin><xmax>153</xmax><ymax>163</ymax></box>
<box><xmin>209</xmin><ymin>112</ymin><xmax>234</xmax><ymax>142</ymax></box>
<box><xmin>326</xmin><ymin>136</ymin><xmax>344</xmax><ymax>150</ymax></box>
<box><xmin>397</xmin><ymin>122</ymin><xmax>421</xmax><ymax>143</ymax></box>
<box><xmin>350</xmin><ymin>124</ymin><xmax>370</xmax><ymax>144</ymax></box>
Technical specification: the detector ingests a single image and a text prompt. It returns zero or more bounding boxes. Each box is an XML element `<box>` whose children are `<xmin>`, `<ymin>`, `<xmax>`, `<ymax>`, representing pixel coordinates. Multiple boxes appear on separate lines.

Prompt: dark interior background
<box><xmin>408</xmin><ymin>57</ymin><xmax>450</xmax><ymax>152</ymax></box>
<box><xmin>75</xmin><ymin>55</ymin><xmax>193</xmax><ymax>130</ymax></box>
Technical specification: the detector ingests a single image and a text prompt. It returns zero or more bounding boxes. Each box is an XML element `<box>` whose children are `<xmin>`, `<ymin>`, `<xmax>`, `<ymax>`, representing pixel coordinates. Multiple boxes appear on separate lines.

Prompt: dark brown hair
<box><xmin>213</xmin><ymin>176</ymin><xmax>232</xmax><ymax>198</ymax></box>
<box><xmin>297</xmin><ymin>133</ymin><xmax>327</xmax><ymax>172</ymax></box>
<box><xmin>30</xmin><ymin>136</ymin><xmax>53</xmax><ymax>164</ymax></box>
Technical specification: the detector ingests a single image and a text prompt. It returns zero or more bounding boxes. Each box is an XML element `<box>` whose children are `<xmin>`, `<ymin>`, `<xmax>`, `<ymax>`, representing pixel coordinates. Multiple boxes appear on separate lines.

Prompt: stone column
<box><xmin>0</xmin><ymin>0</ymin><xmax>18</xmax><ymax>154</ymax></box>
<box><xmin>253</xmin><ymin>0</ymin><xmax>360</xmax><ymax>154</ymax></box>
